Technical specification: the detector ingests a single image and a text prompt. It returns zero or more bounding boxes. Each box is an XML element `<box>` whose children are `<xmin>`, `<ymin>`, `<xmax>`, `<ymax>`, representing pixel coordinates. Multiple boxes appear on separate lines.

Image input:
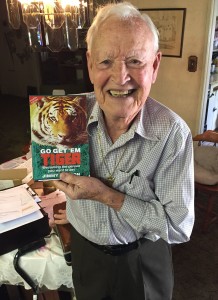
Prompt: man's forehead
<box><xmin>91</xmin><ymin>36</ymin><xmax>153</xmax><ymax>60</ymax></box>
<box><xmin>93</xmin><ymin>48</ymin><xmax>147</xmax><ymax>60</ymax></box>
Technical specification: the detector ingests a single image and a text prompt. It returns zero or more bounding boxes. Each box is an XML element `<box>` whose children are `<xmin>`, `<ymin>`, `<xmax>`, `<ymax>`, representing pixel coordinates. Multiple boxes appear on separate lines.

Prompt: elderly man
<box><xmin>54</xmin><ymin>2</ymin><xmax>194</xmax><ymax>300</ymax></box>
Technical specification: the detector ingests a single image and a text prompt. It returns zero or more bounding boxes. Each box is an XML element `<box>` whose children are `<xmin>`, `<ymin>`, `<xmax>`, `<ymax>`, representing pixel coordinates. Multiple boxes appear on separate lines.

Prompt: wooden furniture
<box><xmin>193</xmin><ymin>130</ymin><xmax>218</xmax><ymax>144</ymax></box>
<box><xmin>39</xmin><ymin>49</ymin><xmax>93</xmax><ymax>95</ymax></box>
<box><xmin>193</xmin><ymin>130</ymin><xmax>218</xmax><ymax>232</ymax></box>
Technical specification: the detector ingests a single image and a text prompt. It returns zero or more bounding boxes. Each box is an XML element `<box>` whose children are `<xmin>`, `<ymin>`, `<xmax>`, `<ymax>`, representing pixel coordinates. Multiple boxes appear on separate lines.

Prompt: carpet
<box><xmin>172</xmin><ymin>195</ymin><xmax>218</xmax><ymax>300</ymax></box>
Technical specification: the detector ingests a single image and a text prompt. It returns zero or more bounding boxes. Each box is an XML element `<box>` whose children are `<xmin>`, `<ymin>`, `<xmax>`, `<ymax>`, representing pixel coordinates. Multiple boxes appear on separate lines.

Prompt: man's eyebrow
<box><xmin>126</xmin><ymin>54</ymin><xmax>146</xmax><ymax>60</ymax></box>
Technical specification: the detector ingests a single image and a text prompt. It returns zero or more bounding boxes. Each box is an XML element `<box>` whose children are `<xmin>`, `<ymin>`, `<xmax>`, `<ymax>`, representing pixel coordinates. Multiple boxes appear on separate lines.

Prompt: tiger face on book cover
<box><xmin>29</xmin><ymin>95</ymin><xmax>90</xmax><ymax>181</ymax></box>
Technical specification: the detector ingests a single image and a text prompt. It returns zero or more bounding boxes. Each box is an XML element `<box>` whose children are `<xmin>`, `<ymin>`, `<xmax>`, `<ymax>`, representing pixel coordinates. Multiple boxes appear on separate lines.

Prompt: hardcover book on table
<box><xmin>29</xmin><ymin>95</ymin><xmax>90</xmax><ymax>181</ymax></box>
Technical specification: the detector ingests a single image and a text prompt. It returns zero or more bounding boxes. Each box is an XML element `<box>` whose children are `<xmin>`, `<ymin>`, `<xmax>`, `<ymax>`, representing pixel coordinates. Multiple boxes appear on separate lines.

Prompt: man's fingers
<box><xmin>57</xmin><ymin>209</ymin><xmax>66</xmax><ymax>214</ymax></box>
<box><xmin>53</xmin><ymin>179</ymin><xmax>69</xmax><ymax>191</ymax></box>
<box><xmin>54</xmin><ymin>213</ymin><xmax>66</xmax><ymax>220</ymax></box>
<box><xmin>60</xmin><ymin>172</ymin><xmax>77</xmax><ymax>183</ymax></box>
<box><xmin>54</xmin><ymin>219</ymin><xmax>69</xmax><ymax>225</ymax></box>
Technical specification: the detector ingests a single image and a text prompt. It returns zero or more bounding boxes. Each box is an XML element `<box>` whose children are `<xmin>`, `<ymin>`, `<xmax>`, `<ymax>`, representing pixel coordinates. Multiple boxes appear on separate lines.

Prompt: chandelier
<box><xmin>6</xmin><ymin>0</ymin><xmax>94</xmax><ymax>52</ymax></box>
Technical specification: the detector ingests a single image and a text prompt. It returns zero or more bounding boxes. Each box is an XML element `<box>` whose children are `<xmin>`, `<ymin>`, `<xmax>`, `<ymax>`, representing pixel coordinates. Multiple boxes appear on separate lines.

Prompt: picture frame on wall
<box><xmin>139</xmin><ymin>8</ymin><xmax>186</xmax><ymax>58</ymax></box>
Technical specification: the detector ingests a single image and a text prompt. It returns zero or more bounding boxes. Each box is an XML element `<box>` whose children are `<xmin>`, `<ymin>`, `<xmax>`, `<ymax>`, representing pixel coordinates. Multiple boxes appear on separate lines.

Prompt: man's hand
<box><xmin>53</xmin><ymin>173</ymin><xmax>125</xmax><ymax>211</ymax></box>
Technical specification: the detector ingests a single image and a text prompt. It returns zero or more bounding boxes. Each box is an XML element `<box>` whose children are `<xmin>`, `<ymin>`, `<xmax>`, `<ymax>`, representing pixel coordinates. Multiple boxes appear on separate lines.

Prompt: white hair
<box><xmin>86</xmin><ymin>2</ymin><xmax>159</xmax><ymax>52</ymax></box>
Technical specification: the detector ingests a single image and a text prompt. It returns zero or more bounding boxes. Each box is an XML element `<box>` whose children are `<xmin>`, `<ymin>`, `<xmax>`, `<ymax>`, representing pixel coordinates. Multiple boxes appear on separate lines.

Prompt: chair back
<box><xmin>193</xmin><ymin>130</ymin><xmax>218</xmax><ymax>145</ymax></box>
<box><xmin>193</xmin><ymin>130</ymin><xmax>218</xmax><ymax>186</ymax></box>
<box><xmin>192</xmin><ymin>130</ymin><xmax>218</xmax><ymax>232</ymax></box>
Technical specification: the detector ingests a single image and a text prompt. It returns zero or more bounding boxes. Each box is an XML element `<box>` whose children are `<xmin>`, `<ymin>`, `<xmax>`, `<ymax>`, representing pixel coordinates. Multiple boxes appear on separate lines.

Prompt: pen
<box><xmin>129</xmin><ymin>170</ymin><xmax>139</xmax><ymax>184</ymax></box>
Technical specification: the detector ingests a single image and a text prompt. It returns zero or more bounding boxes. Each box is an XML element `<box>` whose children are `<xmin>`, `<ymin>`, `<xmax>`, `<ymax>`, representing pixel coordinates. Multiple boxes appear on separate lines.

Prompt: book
<box><xmin>29</xmin><ymin>95</ymin><xmax>90</xmax><ymax>181</ymax></box>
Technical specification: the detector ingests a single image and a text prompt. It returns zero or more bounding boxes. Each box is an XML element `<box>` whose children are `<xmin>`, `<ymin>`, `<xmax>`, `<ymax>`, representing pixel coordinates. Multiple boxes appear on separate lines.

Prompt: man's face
<box><xmin>87</xmin><ymin>17</ymin><xmax>161</xmax><ymax>124</ymax></box>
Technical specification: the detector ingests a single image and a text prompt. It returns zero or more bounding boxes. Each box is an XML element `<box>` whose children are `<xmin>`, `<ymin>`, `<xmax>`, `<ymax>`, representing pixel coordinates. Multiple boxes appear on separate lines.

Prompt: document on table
<box><xmin>0</xmin><ymin>184</ymin><xmax>43</xmax><ymax>233</ymax></box>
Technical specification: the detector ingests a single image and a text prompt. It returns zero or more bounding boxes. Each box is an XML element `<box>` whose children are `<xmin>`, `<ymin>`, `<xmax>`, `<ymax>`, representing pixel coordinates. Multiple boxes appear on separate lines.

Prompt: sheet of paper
<box><xmin>0</xmin><ymin>209</ymin><xmax>43</xmax><ymax>234</ymax></box>
<box><xmin>0</xmin><ymin>184</ymin><xmax>40</xmax><ymax>223</ymax></box>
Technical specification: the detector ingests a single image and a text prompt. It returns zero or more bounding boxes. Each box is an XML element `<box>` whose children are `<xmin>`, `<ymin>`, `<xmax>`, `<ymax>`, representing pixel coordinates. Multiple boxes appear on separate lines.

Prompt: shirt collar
<box><xmin>87</xmin><ymin>101</ymin><xmax>100</xmax><ymax>126</ymax></box>
<box><xmin>87</xmin><ymin>97</ymin><xmax>160</xmax><ymax>142</ymax></box>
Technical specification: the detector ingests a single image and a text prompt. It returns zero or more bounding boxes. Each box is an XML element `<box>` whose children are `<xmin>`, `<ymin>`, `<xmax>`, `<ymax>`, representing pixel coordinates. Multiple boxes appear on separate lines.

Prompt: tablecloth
<box><xmin>0</xmin><ymin>233</ymin><xmax>73</xmax><ymax>290</ymax></box>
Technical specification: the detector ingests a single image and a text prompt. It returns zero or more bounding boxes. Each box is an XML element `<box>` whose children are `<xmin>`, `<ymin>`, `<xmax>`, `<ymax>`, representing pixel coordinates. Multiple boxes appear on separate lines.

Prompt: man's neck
<box><xmin>103</xmin><ymin>114</ymin><xmax>135</xmax><ymax>143</ymax></box>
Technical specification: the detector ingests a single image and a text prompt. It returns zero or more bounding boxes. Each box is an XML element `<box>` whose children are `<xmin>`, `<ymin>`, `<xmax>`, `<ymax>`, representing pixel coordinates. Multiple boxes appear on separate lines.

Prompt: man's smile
<box><xmin>108</xmin><ymin>89</ymin><xmax>136</xmax><ymax>97</ymax></box>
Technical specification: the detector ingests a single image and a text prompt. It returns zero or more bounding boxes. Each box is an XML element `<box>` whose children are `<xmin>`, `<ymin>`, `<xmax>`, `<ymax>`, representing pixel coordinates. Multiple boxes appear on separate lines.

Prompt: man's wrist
<box><xmin>101</xmin><ymin>188</ymin><xmax>125</xmax><ymax>211</ymax></box>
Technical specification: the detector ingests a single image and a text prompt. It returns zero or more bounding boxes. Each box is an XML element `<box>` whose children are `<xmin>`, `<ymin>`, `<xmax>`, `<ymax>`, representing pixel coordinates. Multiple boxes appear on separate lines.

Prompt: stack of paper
<box><xmin>0</xmin><ymin>184</ymin><xmax>43</xmax><ymax>234</ymax></box>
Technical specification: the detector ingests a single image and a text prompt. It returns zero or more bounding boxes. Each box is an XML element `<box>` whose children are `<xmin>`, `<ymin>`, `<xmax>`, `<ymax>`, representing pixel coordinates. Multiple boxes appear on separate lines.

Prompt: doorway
<box><xmin>199</xmin><ymin>0</ymin><xmax>218</xmax><ymax>132</ymax></box>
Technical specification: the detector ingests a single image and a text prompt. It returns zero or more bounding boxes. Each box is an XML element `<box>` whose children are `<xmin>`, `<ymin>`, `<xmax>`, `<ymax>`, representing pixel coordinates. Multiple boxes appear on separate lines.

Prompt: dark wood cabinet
<box><xmin>39</xmin><ymin>49</ymin><xmax>93</xmax><ymax>95</ymax></box>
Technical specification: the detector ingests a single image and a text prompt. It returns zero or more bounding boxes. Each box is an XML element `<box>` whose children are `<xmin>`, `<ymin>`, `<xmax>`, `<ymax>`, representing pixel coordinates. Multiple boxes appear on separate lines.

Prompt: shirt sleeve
<box><xmin>119</xmin><ymin>125</ymin><xmax>195</xmax><ymax>244</ymax></box>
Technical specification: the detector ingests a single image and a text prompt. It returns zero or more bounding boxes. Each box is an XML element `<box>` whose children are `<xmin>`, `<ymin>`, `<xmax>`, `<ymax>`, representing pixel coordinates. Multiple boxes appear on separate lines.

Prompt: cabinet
<box><xmin>39</xmin><ymin>49</ymin><xmax>93</xmax><ymax>95</ymax></box>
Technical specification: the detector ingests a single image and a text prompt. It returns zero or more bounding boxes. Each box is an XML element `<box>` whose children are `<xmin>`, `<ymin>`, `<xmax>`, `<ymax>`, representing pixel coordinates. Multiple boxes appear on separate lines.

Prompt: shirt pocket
<box><xmin>115</xmin><ymin>169</ymin><xmax>156</xmax><ymax>201</ymax></box>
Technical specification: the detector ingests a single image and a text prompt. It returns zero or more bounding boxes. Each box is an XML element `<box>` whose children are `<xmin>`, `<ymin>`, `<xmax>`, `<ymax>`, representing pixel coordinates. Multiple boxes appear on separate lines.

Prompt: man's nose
<box><xmin>111</xmin><ymin>62</ymin><xmax>130</xmax><ymax>85</ymax></box>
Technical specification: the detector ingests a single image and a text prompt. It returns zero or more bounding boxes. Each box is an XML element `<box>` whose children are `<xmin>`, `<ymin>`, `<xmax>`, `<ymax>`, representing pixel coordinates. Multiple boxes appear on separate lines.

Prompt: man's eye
<box><xmin>127</xmin><ymin>59</ymin><xmax>142</xmax><ymax>66</ymax></box>
<box><xmin>101</xmin><ymin>59</ymin><xmax>111</xmax><ymax>65</ymax></box>
<box><xmin>98</xmin><ymin>59</ymin><xmax>112</xmax><ymax>69</ymax></box>
<box><xmin>131</xmin><ymin>59</ymin><xmax>140</xmax><ymax>64</ymax></box>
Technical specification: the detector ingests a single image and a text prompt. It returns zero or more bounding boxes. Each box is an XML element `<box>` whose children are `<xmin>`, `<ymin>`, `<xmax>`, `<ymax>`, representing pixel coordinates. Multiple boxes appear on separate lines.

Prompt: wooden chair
<box><xmin>193</xmin><ymin>130</ymin><xmax>218</xmax><ymax>232</ymax></box>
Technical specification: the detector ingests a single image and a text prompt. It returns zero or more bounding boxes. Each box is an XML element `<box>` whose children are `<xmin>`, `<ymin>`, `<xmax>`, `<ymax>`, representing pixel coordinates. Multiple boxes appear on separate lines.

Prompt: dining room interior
<box><xmin>0</xmin><ymin>0</ymin><xmax>218</xmax><ymax>299</ymax></box>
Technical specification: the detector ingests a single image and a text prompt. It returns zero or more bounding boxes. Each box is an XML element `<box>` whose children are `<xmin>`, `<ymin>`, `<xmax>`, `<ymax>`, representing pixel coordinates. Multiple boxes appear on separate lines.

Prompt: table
<box><xmin>0</xmin><ymin>233</ymin><xmax>73</xmax><ymax>291</ymax></box>
<box><xmin>0</xmin><ymin>156</ymin><xmax>74</xmax><ymax>299</ymax></box>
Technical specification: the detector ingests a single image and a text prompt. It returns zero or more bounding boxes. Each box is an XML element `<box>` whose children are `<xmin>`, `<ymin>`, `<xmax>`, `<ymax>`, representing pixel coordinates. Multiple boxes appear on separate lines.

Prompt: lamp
<box><xmin>6</xmin><ymin>0</ymin><xmax>94</xmax><ymax>52</ymax></box>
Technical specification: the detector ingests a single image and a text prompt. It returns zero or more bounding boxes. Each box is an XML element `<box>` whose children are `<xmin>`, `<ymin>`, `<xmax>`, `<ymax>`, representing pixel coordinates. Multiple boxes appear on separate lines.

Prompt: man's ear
<box><xmin>86</xmin><ymin>51</ymin><xmax>94</xmax><ymax>84</ymax></box>
<box><xmin>152</xmin><ymin>51</ymin><xmax>162</xmax><ymax>84</ymax></box>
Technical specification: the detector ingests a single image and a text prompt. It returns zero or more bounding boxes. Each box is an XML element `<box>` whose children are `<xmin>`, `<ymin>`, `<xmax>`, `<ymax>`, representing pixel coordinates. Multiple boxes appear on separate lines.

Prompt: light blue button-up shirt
<box><xmin>67</xmin><ymin>93</ymin><xmax>195</xmax><ymax>245</ymax></box>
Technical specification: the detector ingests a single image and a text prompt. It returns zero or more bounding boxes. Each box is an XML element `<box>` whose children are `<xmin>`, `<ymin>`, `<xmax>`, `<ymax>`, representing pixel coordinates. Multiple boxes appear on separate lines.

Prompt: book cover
<box><xmin>29</xmin><ymin>95</ymin><xmax>90</xmax><ymax>181</ymax></box>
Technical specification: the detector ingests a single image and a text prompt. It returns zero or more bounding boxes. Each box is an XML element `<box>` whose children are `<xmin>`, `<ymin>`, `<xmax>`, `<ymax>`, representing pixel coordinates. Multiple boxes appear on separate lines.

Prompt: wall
<box><xmin>132</xmin><ymin>0</ymin><xmax>212</xmax><ymax>134</ymax></box>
